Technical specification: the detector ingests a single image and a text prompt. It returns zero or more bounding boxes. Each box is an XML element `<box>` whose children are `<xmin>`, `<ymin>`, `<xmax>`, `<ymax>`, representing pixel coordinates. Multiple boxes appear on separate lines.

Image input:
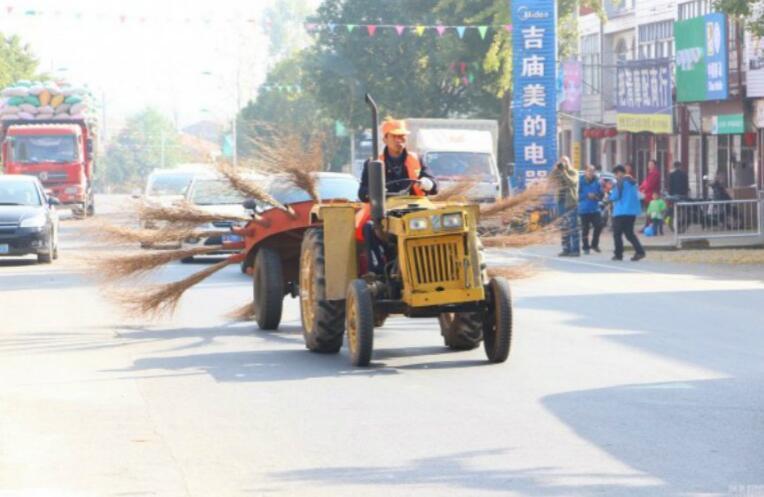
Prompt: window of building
<box><xmin>581</xmin><ymin>34</ymin><xmax>600</xmax><ymax>95</ymax></box>
<box><xmin>605</xmin><ymin>0</ymin><xmax>635</xmax><ymax>18</ymax></box>
<box><xmin>678</xmin><ymin>0</ymin><xmax>711</xmax><ymax>21</ymax></box>
<box><xmin>638</xmin><ymin>20</ymin><xmax>674</xmax><ymax>60</ymax></box>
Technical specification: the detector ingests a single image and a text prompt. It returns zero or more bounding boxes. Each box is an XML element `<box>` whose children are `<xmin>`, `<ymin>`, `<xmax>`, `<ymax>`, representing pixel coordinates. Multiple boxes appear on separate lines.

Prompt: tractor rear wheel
<box><xmin>253</xmin><ymin>247</ymin><xmax>284</xmax><ymax>330</ymax></box>
<box><xmin>346</xmin><ymin>279</ymin><xmax>374</xmax><ymax>367</ymax></box>
<box><xmin>438</xmin><ymin>313</ymin><xmax>483</xmax><ymax>350</ymax></box>
<box><xmin>483</xmin><ymin>277</ymin><xmax>513</xmax><ymax>363</ymax></box>
<box><xmin>299</xmin><ymin>228</ymin><xmax>345</xmax><ymax>353</ymax></box>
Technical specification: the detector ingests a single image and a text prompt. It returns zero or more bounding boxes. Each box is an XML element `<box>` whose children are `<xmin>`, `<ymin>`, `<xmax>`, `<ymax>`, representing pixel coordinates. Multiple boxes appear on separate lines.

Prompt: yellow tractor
<box><xmin>298</xmin><ymin>95</ymin><xmax>513</xmax><ymax>366</ymax></box>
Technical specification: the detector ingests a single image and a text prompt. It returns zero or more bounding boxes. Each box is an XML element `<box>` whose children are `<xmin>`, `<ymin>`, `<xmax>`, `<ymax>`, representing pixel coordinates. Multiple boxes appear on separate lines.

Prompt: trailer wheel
<box><xmin>299</xmin><ymin>228</ymin><xmax>345</xmax><ymax>353</ymax></box>
<box><xmin>483</xmin><ymin>277</ymin><xmax>513</xmax><ymax>363</ymax></box>
<box><xmin>346</xmin><ymin>279</ymin><xmax>374</xmax><ymax>367</ymax></box>
<box><xmin>253</xmin><ymin>247</ymin><xmax>284</xmax><ymax>330</ymax></box>
<box><xmin>438</xmin><ymin>313</ymin><xmax>482</xmax><ymax>350</ymax></box>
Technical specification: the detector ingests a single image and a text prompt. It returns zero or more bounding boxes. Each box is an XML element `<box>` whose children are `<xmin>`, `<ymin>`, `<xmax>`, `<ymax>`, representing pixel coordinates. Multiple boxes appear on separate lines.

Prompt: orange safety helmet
<box><xmin>381</xmin><ymin>119</ymin><xmax>410</xmax><ymax>136</ymax></box>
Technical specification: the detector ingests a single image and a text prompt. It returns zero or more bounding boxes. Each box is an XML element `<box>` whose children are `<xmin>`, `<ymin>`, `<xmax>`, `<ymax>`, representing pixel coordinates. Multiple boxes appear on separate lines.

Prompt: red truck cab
<box><xmin>1</xmin><ymin>119</ymin><xmax>96</xmax><ymax>217</ymax></box>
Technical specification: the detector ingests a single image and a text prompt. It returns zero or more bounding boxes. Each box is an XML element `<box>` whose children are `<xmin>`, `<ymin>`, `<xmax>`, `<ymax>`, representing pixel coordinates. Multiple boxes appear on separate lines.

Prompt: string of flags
<box><xmin>304</xmin><ymin>22</ymin><xmax>512</xmax><ymax>40</ymax></box>
<box><xmin>0</xmin><ymin>5</ymin><xmax>259</xmax><ymax>25</ymax></box>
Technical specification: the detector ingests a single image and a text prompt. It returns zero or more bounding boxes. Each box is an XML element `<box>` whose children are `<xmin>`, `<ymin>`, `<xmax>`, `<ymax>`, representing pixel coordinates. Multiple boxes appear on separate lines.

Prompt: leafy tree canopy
<box><xmin>100</xmin><ymin>108</ymin><xmax>189</xmax><ymax>190</ymax></box>
<box><xmin>715</xmin><ymin>0</ymin><xmax>764</xmax><ymax>36</ymax></box>
<box><xmin>0</xmin><ymin>33</ymin><xmax>40</xmax><ymax>89</ymax></box>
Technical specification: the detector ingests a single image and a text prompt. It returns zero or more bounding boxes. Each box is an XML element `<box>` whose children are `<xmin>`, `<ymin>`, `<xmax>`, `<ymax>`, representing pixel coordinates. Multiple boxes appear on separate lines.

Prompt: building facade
<box><xmin>572</xmin><ymin>0</ymin><xmax>763</xmax><ymax>199</ymax></box>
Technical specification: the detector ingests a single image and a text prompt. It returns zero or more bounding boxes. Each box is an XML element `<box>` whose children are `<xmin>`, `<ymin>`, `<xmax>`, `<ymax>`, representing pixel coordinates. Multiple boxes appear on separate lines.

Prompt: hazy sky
<box><xmin>0</xmin><ymin>0</ymin><xmax>288</xmax><ymax>134</ymax></box>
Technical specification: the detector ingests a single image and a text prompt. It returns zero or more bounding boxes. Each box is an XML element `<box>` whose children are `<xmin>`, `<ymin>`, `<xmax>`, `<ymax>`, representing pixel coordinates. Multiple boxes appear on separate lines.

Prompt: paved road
<box><xmin>1</xmin><ymin>195</ymin><xmax>763</xmax><ymax>497</ymax></box>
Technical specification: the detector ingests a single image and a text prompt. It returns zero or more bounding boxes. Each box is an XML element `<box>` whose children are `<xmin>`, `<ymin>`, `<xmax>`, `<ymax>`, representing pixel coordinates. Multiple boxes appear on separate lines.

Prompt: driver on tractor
<box><xmin>356</xmin><ymin>118</ymin><xmax>438</xmax><ymax>273</ymax></box>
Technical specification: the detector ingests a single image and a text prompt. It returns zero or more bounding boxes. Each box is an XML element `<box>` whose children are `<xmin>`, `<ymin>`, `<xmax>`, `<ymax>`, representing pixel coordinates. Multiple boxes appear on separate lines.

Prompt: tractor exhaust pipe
<box><xmin>365</xmin><ymin>94</ymin><xmax>385</xmax><ymax>224</ymax></box>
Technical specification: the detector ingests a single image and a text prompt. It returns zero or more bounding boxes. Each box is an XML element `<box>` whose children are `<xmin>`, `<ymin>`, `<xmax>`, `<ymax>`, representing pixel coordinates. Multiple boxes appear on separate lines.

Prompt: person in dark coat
<box><xmin>578</xmin><ymin>165</ymin><xmax>603</xmax><ymax>254</ymax></box>
<box><xmin>668</xmin><ymin>161</ymin><xmax>689</xmax><ymax>199</ymax></box>
<box><xmin>358</xmin><ymin>119</ymin><xmax>438</xmax><ymax>201</ymax></box>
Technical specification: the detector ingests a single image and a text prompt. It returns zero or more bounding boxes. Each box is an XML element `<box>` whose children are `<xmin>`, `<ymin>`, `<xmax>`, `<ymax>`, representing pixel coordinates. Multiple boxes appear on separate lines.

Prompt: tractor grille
<box><xmin>408</xmin><ymin>236</ymin><xmax>463</xmax><ymax>286</ymax></box>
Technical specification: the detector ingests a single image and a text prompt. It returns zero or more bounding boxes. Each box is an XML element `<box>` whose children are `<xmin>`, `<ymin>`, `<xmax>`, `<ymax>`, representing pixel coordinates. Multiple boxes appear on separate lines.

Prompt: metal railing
<box><xmin>673</xmin><ymin>198</ymin><xmax>763</xmax><ymax>247</ymax></box>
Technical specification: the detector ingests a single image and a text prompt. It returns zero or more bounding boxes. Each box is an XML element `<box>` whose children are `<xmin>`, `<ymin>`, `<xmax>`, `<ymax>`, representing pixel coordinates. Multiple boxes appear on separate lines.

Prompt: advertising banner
<box><xmin>615</xmin><ymin>59</ymin><xmax>673</xmax><ymax>133</ymax></box>
<box><xmin>560</xmin><ymin>61</ymin><xmax>582</xmax><ymax>113</ymax></box>
<box><xmin>511</xmin><ymin>0</ymin><xmax>557</xmax><ymax>189</ymax></box>
<box><xmin>702</xmin><ymin>113</ymin><xmax>745</xmax><ymax>134</ymax></box>
<box><xmin>675</xmin><ymin>12</ymin><xmax>728</xmax><ymax>102</ymax></box>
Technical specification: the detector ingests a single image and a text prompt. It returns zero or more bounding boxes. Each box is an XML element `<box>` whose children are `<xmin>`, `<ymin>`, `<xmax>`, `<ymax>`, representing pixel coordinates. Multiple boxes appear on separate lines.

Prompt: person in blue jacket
<box><xmin>578</xmin><ymin>165</ymin><xmax>603</xmax><ymax>255</ymax></box>
<box><xmin>610</xmin><ymin>164</ymin><xmax>646</xmax><ymax>261</ymax></box>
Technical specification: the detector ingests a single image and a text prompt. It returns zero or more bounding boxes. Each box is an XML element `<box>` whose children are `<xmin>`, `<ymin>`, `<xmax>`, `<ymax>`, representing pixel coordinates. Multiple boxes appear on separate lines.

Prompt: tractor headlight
<box><xmin>442</xmin><ymin>213</ymin><xmax>463</xmax><ymax>229</ymax></box>
<box><xmin>409</xmin><ymin>217</ymin><xmax>428</xmax><ymax>231</ymax></box>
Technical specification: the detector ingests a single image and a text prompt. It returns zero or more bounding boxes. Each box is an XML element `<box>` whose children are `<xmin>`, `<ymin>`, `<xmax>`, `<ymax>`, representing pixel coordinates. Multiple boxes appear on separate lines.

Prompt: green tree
<box><xmin>715</xmin><ymin>0</ymin><xmax>764</xmax><ymax>36</ymax></box>
<box><xmin>303</xmin><ymin>0</ymin><xmax>506</xmax><ymax>133</ymax></box>
<box><xmin>237</xmin><ymin>52</ymin><xmax>348</xmax><ymax>170</ymax></box>
<box><xmin>0</xmin><ymin>33</ymin><xmax>40</xmax><ymax>88</ymax></box>
<box><xmin>100</xmin><ymin>108</ymin><xmax>188</xmax><ymax>191</ymax></box>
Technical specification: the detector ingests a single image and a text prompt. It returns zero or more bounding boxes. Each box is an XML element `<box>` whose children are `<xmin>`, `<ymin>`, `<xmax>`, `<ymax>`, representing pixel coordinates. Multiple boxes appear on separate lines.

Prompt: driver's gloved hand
<box><xmin>420</xmin><ymin>177</ymin><xmax>434</xmax><ymax>192</ymax></box>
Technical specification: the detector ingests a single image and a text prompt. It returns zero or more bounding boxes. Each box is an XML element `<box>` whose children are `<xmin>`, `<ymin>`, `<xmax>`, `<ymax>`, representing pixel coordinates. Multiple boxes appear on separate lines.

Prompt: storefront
<box><xmin>701</xmin><ymin>100</ymin><xmax>758</xmax><ymax>199</ymax></box>
<box><xmin>614</xmin><ymin>58</ymin><xmax>674</xmax><ymax>183</ymax></box>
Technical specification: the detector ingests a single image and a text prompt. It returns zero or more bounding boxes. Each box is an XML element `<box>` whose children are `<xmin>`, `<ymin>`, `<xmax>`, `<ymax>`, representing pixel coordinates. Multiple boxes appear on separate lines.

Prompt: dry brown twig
<box><xmin>432</xmin><ymin>178</ymin><xmax>479</xmax><ymax>202</ymax></box>
<box><xmin>246</xmin><ymin>131</ymin><xmax>323</xmax><ymax>203</ymax></box>
<box><xmin>226</xmin><ymin>301</ymin><xmax>255</xmax><ymax>322</ymax></box>
<box><xmin>479</xmin><ymin>181</ymin><xmax>551</xmax><ymax>218</ymax></box>
<box><xmin>87</xmin><ymin>222</ymin><xmax>227</xmax><ymax>246</ymax></box>
<box><xmin>487</xmin><ymin>263</ymin><xmax>538</xmax><ymax>280</ymax></box>
<box><xmin>93</xmin><ymin>246</ymin><xmax>225</xmax><ymax>282</ymax></box>
<box><xmin>480</xmin><ymin>227</ymin><xmax>558</xmax><ymax>249</ymax></box>
<box><xmin>138</xmin><ymin>201</ymin><xmax>251</xmax><ymax>225</ymax></box>
<box><xmin>113</xmin><ymin>258</ymin><xmax>235</xmax><ymax>318</ymax></box>
<box><xmin>215</xmin><ymin>161</ymin><xmax>289</xmax><ymax>211</ymax></box>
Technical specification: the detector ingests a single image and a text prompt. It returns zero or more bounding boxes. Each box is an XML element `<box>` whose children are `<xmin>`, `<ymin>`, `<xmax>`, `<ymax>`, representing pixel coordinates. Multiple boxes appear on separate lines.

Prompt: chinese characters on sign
<box><xmin>675</xmin><ymin>12</ymin><xmax>728</xmax><ymax>102</ymax></box>
<box><xmin>615</xmin><ymin>59</ymin><xmax>673</xmax><ymax>134</ymax></box>
<box><xmin>512</xmin><ymin>0</ymin><xmax>557</xmax><ymax>189</ymax></box>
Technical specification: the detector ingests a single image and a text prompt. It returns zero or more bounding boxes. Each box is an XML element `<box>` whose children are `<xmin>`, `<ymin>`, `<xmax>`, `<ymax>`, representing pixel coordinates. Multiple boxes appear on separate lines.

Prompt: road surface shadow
<box><xmin>522</xmin><ymin>288</ymin><xmax>764</xmax><ymax>494</ymax></box>
<box><xmin>105</xmin><ymin>348</ymin><xmax>399</xmax><ymax>382</ymax></box>
<box><xmin>0</xmin><ymin>258</ymin><xmax>39</xmax><ymax>267</ymax></box>
<box><xmin>267</xmin><ymin>447</ymin><xmax>668</xmax><ymax>496</ymax></box>
<box><xmin>542</xmin><ymin>378</ymin><xmax>764</xmax><ymax>495</ymax></box>
<box><xmin>522</xmin><ymin>288</ymin><xmax>764</xmax><ymax>377</ymax></box>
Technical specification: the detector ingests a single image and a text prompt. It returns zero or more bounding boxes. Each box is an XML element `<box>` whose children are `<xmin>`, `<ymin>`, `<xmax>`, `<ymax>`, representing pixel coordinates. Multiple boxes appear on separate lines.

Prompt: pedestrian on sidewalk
<box><xmin>640</xmin><ymin>159</ymin><xmax>661</xmax><ymax>232</ymax></box>
<box><xmin>647</xmin><ymin>191</ymin><xmax>667</xmax><ymax>235</ymax></box>
<box><xmin>610</xmin><ymin>165</ymin><xmax>646</xmax><ymax>261</ymax></box>
<box><xmin>669</xmin><ymin>161</ymin><xmax>689</xmax><ymax>200</ymax></box>
<box><xmin>551</xmin><ymin>156</ymin><xmax>580</xmax><ymax>257</ymax></box>
<box><xmin>578</xmin><ymin>165</ymin><xmax>603</xmax><ymax>254</ymax></box>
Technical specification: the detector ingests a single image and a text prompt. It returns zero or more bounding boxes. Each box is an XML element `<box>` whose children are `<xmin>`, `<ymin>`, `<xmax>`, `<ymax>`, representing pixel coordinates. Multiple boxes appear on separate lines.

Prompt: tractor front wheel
<box><xmin>299</xmin><ymin>228</ymin><xmax>345</xmax><ymax>353</ymax></box>
<box><xmin>346</xmin><ymin>279</ymin><xmax>374</xmax><ymax>367</ymax></box>
<box><xmin>253</xmin><ymin>247</ymin><xmax>284</xmax><ymax>330</ymax></box>
<box><xmin>483</xmin><ymin>277</ymin><xmax>513</xmax><ymax>363</ymax></box>
<box><xmin>438</xmin><ymin>313</ymin><xmax>483</xmax><ymax>350</ymax></box>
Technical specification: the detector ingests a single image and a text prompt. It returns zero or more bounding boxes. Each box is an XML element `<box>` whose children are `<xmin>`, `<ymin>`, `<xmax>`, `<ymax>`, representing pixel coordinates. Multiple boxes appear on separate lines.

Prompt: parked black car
<box><xmin>0</xmin><ymin>174</ymin><xmax>60</xmax><ymax>263</ymax></box>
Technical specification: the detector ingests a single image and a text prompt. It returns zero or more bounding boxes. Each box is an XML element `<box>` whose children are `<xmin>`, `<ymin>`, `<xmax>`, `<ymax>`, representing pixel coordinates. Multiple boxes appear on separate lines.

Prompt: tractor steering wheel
<box><xmin>385</xmin><ymin>178</ymin><xmax>420</xmax><ymax>197</ymax></box>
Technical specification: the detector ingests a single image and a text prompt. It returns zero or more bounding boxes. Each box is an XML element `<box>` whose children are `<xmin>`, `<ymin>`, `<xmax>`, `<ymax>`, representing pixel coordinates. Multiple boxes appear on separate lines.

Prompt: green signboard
<box><xmin>711</xmin><ymin>113</ymin><xmax>744</xmax><ymax>134</ymax></box>
<box><xmin>675</xmin><ymin>13</ymin><xmax>729</xmax><ymax>102</ymax></box>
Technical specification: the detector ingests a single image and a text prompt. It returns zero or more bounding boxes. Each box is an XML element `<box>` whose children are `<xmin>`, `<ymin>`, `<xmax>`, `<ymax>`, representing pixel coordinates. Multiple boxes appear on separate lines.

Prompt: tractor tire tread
<box><xmin>301</xmin><ymin>228</ymin><xmax>345</xmax><ymax>353</ymax></box>
<box><xmin>254</xmin><ymin>247</ymin><xmax>284</xmax><ymax>330</ymax></box>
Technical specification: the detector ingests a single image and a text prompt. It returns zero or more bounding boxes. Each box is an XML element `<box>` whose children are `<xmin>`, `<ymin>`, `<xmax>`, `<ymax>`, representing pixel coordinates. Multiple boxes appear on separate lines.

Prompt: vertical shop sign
<box><xmin>512</xmin><ymin>0</ymin><xmax>557</xmax><ymax>189</ymax></box>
